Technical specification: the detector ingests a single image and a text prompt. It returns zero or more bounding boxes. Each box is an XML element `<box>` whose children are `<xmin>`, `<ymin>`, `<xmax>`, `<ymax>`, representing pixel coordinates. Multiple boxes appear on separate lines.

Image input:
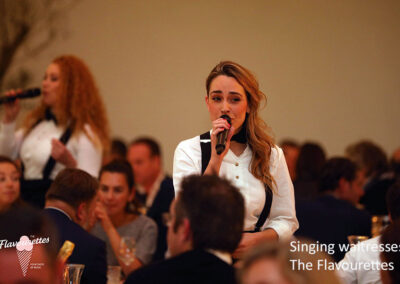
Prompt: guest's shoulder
<box><xmin>125</xmin><ymin>251</ymin><xmax>192</xmax><ymax>283</ymax></box>
<box><xmin>141</xmin><ymin>214</ymin><xmax>157</xmax><ymax>226</ymax></box>
<box><xmin>86</xmin><ymin>230</ymin><xmax>106</xmax><ymax>249</ymax></box>
<box><xmin>91</xmin><ymin>222</ymin><xmax>107</xmax><ymax>240</ymax></box>
<box><xmin>124</xmin><ymin>215</ymin><xmax>157</xmax><ymax>234</ymax></box>
<box><xmin>161</xmin><ymin>176</ymin><xmax>174</xmax><ymax>188</ymax></box>
<box><xmin>125</xmin><ymin>261</ymin><xmax>163</xmax><ymax>284</ymax></box>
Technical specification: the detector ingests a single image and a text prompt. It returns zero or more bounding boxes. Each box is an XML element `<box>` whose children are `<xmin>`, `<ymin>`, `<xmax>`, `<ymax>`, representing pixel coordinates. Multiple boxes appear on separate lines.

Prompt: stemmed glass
<box><xmin>347</xmin><ymin>235</ymin><xmax>368</xmax><ymax>245</ymax></box>
<box><xmin>118</xmin><ymin>237</ymin><xmax>136</xmax><ymax>266</ymax></box>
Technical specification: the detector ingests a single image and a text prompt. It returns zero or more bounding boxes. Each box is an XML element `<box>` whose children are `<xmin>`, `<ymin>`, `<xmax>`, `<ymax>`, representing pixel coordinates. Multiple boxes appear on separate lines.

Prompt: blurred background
<box><xmin>1</xmin><ymin>0</ymin><xmax>399</xmax><ymax>172</ymax></box>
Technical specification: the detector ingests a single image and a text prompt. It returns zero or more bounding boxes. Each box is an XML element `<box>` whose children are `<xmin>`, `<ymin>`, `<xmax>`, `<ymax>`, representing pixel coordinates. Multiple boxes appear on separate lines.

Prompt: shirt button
<box><xmin>235</xmin><ymin>163</ymin><xmax>239</xmax><ymax>166</ymax></box>
<box><xmin>236</xmin><ymin>176</ymin><xmax>239</xmax><ymax>179</ymax></box>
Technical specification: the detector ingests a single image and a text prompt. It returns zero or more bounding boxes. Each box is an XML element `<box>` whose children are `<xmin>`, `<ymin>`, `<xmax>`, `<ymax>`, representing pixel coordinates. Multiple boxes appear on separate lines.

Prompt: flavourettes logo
<box><xmin>16</xmin><ymin>236</ymin><xmax>34</xmax><ymax>276</ymax></box>
<box><xmin>0</xmin><ymin>236</ymin><xmax>50</xmax><ymax>277</ymax></box>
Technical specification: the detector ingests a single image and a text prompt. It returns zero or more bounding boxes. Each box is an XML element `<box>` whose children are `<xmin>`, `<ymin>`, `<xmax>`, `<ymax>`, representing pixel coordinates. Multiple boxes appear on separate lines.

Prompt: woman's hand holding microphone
<box><xmin>204</xmin><ymin>116</ymin><xmax>235</xmax><ymax>175</ymax></box>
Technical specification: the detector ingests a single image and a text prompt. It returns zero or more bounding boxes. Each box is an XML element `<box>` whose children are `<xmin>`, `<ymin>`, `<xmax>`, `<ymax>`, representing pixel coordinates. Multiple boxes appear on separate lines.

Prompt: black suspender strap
<box><xmin>200</xmin><ymin>131</ymin><xmax>211</xmax><ymax>175</ymax></box>
<box><xmin>42</xmin><ymin>125</ymin><xmax>73</xmax><ymax>179</ymax></box>
<box><xmin>199</xmin><ymin>131</ymin><xmax>273</xmax><ymax>232</ymax></box>
<box><xmin>253</xmin><ymin>185</ymin><xmax>273</xmax><ymax>232</ymax></box>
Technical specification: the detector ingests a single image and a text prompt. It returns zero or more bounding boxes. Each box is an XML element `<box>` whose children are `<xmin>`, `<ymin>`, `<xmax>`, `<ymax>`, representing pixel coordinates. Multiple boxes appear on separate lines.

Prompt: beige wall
<box><xmin>8</xmin><ymin>0</ymin><xmax>400</xmax><ymax>173</ymax></box>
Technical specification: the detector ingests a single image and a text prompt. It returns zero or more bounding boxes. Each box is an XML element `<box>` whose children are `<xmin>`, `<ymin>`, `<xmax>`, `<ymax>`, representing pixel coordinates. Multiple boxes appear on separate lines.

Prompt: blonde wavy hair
<box><xmin>23</xmin><ymin>55</ymin><xmax>110</xmax><ymax>151</ymax></box>
<box><xmin>206</xmin><ymin>61</ymin><xmax>275</xmax><ymax>189</ymax></box>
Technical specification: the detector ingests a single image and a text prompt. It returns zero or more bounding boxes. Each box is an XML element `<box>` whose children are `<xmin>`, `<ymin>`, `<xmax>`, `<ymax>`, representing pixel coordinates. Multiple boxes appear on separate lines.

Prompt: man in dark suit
<box><xmin>44</xmin><ymin>168</ymin><xmax>107</xmax><ymax>284</ymax></box>
<box><xmin>295</xmin><ymin>157</ymin><xmax>371</xmax><ymax>262</ymax></box>
<box><xmin>127</xmin><ymin>137</ymin><xmax>174</xmax><ymax>261</ymax></box>
<box><xmin>125</xmin><ymin>175</ymin><xmax>245</xmax><ymax>284</ymax></box>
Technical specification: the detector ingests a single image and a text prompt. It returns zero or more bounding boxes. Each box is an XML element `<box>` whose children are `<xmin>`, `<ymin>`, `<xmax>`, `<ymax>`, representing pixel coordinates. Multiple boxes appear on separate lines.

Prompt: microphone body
<box><xmin>0</xmin><ymin>88</ymin><xmax>41</xmax><ymax>105</ymax></box>
<box><xmin>216</xmin><ymin>115</ymin><xmax>231</xmax><ymax>155</ymax></box>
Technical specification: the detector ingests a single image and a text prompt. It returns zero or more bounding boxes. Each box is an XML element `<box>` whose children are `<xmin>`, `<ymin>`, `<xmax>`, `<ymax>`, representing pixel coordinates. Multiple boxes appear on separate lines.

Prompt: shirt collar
<box><xmin>136</xmin><ymin>171</ymin><xmax>165</xmax><ymax>208</ymax></box>
<box><xmin>207</xmin><ymin>249</ymin><xmax>232</xmax><ymax>265</ymax></box>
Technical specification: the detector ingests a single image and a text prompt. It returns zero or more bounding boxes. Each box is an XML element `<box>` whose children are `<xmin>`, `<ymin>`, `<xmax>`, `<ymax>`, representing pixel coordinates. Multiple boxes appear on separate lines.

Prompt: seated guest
<box><xmin>390</xmin><ymin>147</ymin><xmax>400</xmax><ymax>179</ymax></box>
<box><xmin>294</xmin><ymin>142</ymin><xmax>326</xmax><ymax>200</ymax></box>
<box><xmin>0</xmin><ymin>156</ymin><xmax>21</xmax><ymax>213</ymax></box>
<box><xmin>44</xmin><ymin>168</ymin><xmax>107</xmax><ymax>284</ymax></box>
<box><xmin>127</xmin><ymin>137</ymin><xmax>174</xmax><ymax>261</ymax></box>
<box><xmin>0</xmin><ymin>206</ymin><xmax>63</xmax><ymax>284</ymax></box>
<box><xmin>346</xmin><ymin>140</ymin><xmax>395</xmax><ymax>215</ymax></box>
<box><xmin>125</xmin><ymin>174</ymin><xmax>245</xmax><ymax>284</ymax></box>
<box><xmin>92</xmin><ymin>160</ymin><xmax>157</xmax><ymax>275</ymax></box>
<box><xmin>102</xmin><ymin>138</ymin><xmax>128</xmax><ymax>165</ymax></box>
<box><xmin>338</xmin><ymin>180</ymin><xmax>400</xmax><ymax>284</ymax></box>
<box><xmin>380</xmin><ymin>220</ymin><xmax>400</xmax><ymax>284</ymax></box>
<box><xmin>280</xmin><ymin>139</ymin><xmax>300</xmax><ymax>181</ymax></box>
<box><xmin>296</xmin><ymin>157</ymin><xmax>371</xmax><ymax>261</ymax></box>
<box><xmin>240</xmin><ymin>240</ymin><xmax>341</xmax><ymax>284</ymax></box>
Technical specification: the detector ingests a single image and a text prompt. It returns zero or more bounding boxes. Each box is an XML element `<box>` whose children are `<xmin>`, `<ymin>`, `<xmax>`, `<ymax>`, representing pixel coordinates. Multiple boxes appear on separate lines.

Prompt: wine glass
<box><xmin>347</xmin><ymin>235</ymin><xmax>368</xmax><ymax>245</ymax></box>
<box><xmin>118</xmin><ymin>237</ymin><xmax>136</xmax><ymax>266</ymax></box>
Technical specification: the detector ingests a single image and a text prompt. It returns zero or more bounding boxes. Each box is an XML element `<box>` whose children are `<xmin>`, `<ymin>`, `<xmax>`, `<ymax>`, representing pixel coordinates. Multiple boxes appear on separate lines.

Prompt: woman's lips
<box><xmin>3</xmin><ymin>190</ymin><xmax>17</xmax><ymax>198</ymax></box>
<box><xmin>105</xmin><ymin>203</ymin><xmax>118</xmax><ymax>209</ymax></box>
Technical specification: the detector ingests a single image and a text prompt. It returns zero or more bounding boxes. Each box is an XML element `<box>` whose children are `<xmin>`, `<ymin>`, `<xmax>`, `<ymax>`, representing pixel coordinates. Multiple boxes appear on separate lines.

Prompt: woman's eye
<box><xmin>115</xmin><ymin>188</ymin><xmax>124</xmax><ymax>193</ymax></box>
<box><xmin>231</xmin><ymin>98</ymin><xmax>241</xmax><ymax>103</ymax></box>
<box><xmin>212</xmin><ymin>97</ymin><xmax>221</xmax><ymax>102</ymax></box>
<box><xmin>50</xmin><ymin>77</ymin><xmax>58</xmax><ymax>82</ymax></box>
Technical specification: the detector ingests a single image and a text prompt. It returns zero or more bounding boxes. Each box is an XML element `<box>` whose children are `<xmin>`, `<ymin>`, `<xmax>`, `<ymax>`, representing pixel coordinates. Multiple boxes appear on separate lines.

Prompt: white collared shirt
<box><xmin>173</xmin><ymin>133</ymin><xmax>299</xmax><ymax>240</ymax></box>
<box><xmin>337</xmin><ymin>236</ymin><xmax>382</xmax><ymax>284</ymax></box>
<box><xmin>136</xmin><ymin>172</ymin><xmax>165</xmax><ymax>208</ymax></box>
<box><xmin>207</xmin><ymin>249</ymin><xmax>232</xmax><ymax>264</ymax></box>
<box><xmin>0</xmin><ymin>120</ymin><xmax>102</xmax><ymax>179</ymax></box>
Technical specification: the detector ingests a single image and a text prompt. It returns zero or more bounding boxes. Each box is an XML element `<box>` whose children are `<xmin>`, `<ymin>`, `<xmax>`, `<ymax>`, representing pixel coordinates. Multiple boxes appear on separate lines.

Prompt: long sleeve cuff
<box><xmin>265</xmin><ymin>218</ymin><xmax>299</xmax><ymax>240</ymax></box>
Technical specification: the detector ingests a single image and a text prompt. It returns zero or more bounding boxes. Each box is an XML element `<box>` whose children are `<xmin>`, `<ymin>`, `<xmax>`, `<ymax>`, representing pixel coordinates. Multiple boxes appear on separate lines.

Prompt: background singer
<box><xmin>0</xmin><ymin>55</ymin><xmax>110</xmax><ymax>208</ymax></box>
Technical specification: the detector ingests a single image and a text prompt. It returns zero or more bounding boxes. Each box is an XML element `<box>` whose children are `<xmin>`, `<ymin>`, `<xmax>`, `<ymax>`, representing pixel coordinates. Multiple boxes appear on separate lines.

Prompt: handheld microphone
<box><xmin>0</xmin><ymin>88</ymin><xmax>41</xmax><ymax>105</ymax></box>
<box><xmin>216</xmin><ymin>114</ymin><xmax>231</xmax><ymax>155</ymax></box>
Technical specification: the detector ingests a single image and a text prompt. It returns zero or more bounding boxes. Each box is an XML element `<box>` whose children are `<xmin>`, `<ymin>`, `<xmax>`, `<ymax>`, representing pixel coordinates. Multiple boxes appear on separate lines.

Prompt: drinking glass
<box><xmin>371</xmin><ymin>215</ymin><xmax>390</xmax><ymax>237</ymax></box>
<box><xmin>107</xmin><ymin>265</ymin><xmax>121</xmax><ymax>284</ymax></box>
<box><xmin>118</xmin><ymin>237</ymin><xmax>136</xmax><ymax>266</ymax></box>
<box><xmin>63</xmin><ymin>264</ymin><xmax>85</xmax><ymax>284</ymax></box>
<box><xmin>347</xmin><ymin>235</ymin><xmax>368</xmax><ymax>245</ymax></box>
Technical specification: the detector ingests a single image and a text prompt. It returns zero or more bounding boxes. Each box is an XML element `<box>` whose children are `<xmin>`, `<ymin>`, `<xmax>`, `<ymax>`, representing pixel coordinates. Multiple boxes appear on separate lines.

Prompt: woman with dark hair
<box><xmin>0</xmin><ymin>55</ymin><xmax>110</xmax><ymax>208</ymax></box>
<box><xmin>346</xmin><ymin>140</ymin><xmax>394</xmax><ymax>215</ymax></box>
<box><xmin>173</xmin><ymin>61</ymin><xmax>298</xmax><ymax>258</ymax></box>
<box><xmin>293</xmin><ymin>142</ymin><xmax>326</xmax><ymax>200</ymax></box>
<box><xmin>92</xmin><ymin>159</ymin><xmax>157</xmax><ymax>276</ymax></box>
<box><xmin>0</xmin><ymin>155</ymin><xmax>21</xmax><ymax>213</ymax></box>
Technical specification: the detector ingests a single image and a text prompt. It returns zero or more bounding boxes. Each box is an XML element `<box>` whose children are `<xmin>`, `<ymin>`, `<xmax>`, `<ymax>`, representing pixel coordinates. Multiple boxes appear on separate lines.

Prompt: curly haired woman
<box><xmin>0</xmin><ymin>55</ymin><xmax>110</xmax><ymax>208</ymax></box>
